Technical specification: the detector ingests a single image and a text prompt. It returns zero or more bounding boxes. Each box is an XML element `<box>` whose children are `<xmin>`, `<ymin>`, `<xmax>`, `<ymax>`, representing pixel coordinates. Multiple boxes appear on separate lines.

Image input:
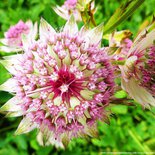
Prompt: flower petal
<box><xmin>0</xmin><ymin>96</ymin><xmax>22</xmax><ymax>112</ymax></box>
<box><xmin>0</xmin><ymin>78</ymin><xmax>17</xmax><ymax>92</ymax></box>
<box><xmin>122</xmin><ymin>77</ymin><xmax>155</xmax><ymax>108</ymax></box>
<box><xmin>39</xmin><ymin>126</ymin><xmax>52</xmax><ymax>146</ymax></box>
<box><xmin>53</xmin><ymin>6</ymin><xmax>68</xmax><ymax>20</ymax></box>
<box><xmin>128</xmin><ymin>29</ymin><xmax>155</xmax><ymax>56</ymax></box>
<box><xmin>70</xmin><ymin>97</ymin><xmax>80</xmax><ymax>108</ymax></box>
<box><xmin>80</xmin><ymin>89</ymin><xmax>95</xmax><ymax>100</ymax></box>
<box><xmin>0</xmin><ymin>45</ymin><xmax>22</xmax><ymax>53</ymax></box>
<box><xmin>63</xmin><ymin>15</ymin><xmax>78</xmax><ymax>35</ymax></box>
<box><xmin>119</xmin><ymin>55</ymin><xmax>138</xmax><ymax>82</ymax></box>
<box><xmin>0</xmin><ymin>39</ymin><xmax>8</xmax><ymax>45</ymax></box>
<box><xmin>15</xmin><ymin>117</ymin><xmax>37</xmax><ymax>135</ymax></box>
<box><xmin>6</xmin><ymin>111</ymin><xmax>24</xmax><ymax>117</ymax></box>
<box><xmin>0</xmin><ymin>54</ymin><xmax>23</xmax><ymax>74</ymax></box>
<box><xmin>28</xmin><ymin>21</ymin><xmax>38</xmax><ymax>40</ymax></box>
<box><xmin>83</xmin><ymin>23</ymin><xmax>104</xmax><ymax>46</ymax></box>
<box><xmin>39</xmin><ymin>18</ymin><xmax>56</xmax><ymax>40</ymax></box>
<box><xmin>37</xmin><ymin>131</ymin><xmax>64</xmax><ymax>148</ymax></box>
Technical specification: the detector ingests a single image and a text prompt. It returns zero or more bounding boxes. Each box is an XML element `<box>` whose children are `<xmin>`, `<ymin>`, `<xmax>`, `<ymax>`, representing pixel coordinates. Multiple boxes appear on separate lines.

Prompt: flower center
<box><xmin>60</xmin><ymin>84</ymin><xmax>69</xmax><ymax>93</ymax></box>
<box><xmin>51</xmin><ymin>67</ymin><xmax>84</xmax><ymax>102</ymax></box>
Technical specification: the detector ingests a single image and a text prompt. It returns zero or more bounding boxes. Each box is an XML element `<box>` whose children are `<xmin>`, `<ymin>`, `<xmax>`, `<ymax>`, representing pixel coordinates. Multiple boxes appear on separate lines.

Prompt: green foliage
<box><xmin>0</xmin><ymin>0</ymin><xmax>155</xmax><ymax>154</ymax></box>
<box><xmin>104</xmin><ymin>0</ymin><xmax>145</xmax><ymax>34</ymax></box>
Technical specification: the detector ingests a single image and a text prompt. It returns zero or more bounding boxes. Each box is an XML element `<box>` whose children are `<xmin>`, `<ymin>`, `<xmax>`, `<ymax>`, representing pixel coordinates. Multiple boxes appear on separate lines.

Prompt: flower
<box><xmin>53</xmin><ymin>0</ymin><xmax>95</xmax><ymax>22</ymax></box>
<box><xmin>53</xmin><ymin>0</ymin><xmax>82</xmax><ymax>21</ymax></box>
<box><xmin>0</xmin><ymin>20</ymin><xmax>37</xmax><ymax>53</ymax></box>
<box><xmin>0</xmin><ymin>16</ymin><xmax>114</xmax><ymax>148</ymax></box>
<box><xmin>112</xmin><ymin>38</ymin><xmax>133</xmax><ymax>62</ymax></box>
<box><xmin>119</xmin><ymin>23</ymin><xmax>155</xmax><ymax>108</ymax></box>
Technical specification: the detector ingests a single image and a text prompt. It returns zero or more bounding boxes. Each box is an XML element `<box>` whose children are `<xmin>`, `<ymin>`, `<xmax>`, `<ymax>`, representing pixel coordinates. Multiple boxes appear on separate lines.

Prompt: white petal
<box><xmin>6</xmin><ymin>111</ymin><xmax>24</xmax><ymax>117</ymax></box>
<box><xmin>63</xmin><ymin>15</ymin><xmax>78</xmax><ymax>35</ymax></box>
<box><xmin>0</xmin><ymin>96</ymin><xmax>22</xmax><ymax>112</ymax></box>
<box><xmin>80</xmin><ymin>89</ymin><xmax>95</xmax><ymax>100</ymax></box>
<box><xmin>122</xmin><ymin>77</ymin><xmax>155</xmax><ymax>108</ymax></box>
<box><xmin>83</xmin><ymin>23</ymin><xmax>104</xmax><ymax>46</ymax></box>
<box><xmin>37</xmin><ymin>129</ymin><xmax>64</xmax><ymax>148</ymax></box>
<box><xmin>0</xmin><ymin>46</ymin><xmax>22</xmax><ymax>53</ymax></box>
<box><xmin>134</xmin><ymin>22</ymin><xmax>155</xmax><ymax>43</ymax></box>
<box><xmin>2</xmin><ymin>54</ymin><xmax>23</xmax><ymax>60</ymax></box>
<box><xmin>53</xmin><ymin>6</ymin><xmax>69</xmax><ymax>20</ymax></box>
<box><xmin>0</xmin><ymin>78</ymin><xmax>17</xmax><ymax>92</ymax></box>
<box><xmin>38</xmin><ymin>126</ymin><xmax>52</xmax><ymax>146</ymax></box>
<box><xmin>21</xmin><ymin>34</ymin><xmax>29</xmax><ymax>51</ymax></box>
<box><xmin>25</xmin><ymin>20</ymin><xmax>33</xmax><ymax>29</ymax></box>
<box><xmin>79</xmin><ymin>25</ymin><xmax>89</xmax><ymax>37</ymax></box>
<box><xmin>119</xmin><ymin>55</ymin><xmax>138</xmax><ymax>82</ymax></box>
<box><xmin>15</xmin><ymin>117</ymin><xmax>37</xmax><ymax>135</ymax></box>
<box><xmin>28</xmin><ymin>21</ymin><xmax>38</xmax><ymax>40</ymax></box>
<box><xmin>39</xmin><ymin>18</ymin><xmax>56</xmax><ymax>40</ymax></box>
<box><xmin>0</xmin><ymin>55</ymin><xmax>22</xmax><ymax>74</ymax></box>
<box><xmin>0</xmin><ymin>39</ymin><xmax>8</xmax><ymax>45</ymax></box>
<box><xmin>53</xmin><ymin>96</ymin><xmax>62</xmax><ymax>106</ymax></box>
<box><xmin>70</xmin><ymin>97</ymin><xmax>80</xmax><ymax>109</ymax></box>
<box><xmin>48</xmin><ymin>134</ymin><xmax>64</xmax><ymax>148</ymax></box>
<box><xmin>128</xmin><ymin>29</ymin><xmax>155</xmax><ymax>56</ymax></box>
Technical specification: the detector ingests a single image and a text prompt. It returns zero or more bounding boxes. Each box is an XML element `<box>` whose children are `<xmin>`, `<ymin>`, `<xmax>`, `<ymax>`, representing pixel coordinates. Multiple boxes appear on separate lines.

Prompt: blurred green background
<box><xmin>0</xmin><ymin>0</ymin><xmax>155</xmax><ymax>154</ymax></box>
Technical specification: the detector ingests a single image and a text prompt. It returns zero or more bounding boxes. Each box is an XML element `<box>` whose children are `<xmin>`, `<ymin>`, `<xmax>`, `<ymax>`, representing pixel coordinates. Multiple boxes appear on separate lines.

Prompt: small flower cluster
<box><xmin>5</xmin><ymin>20</ymin><xmax>30</xmax><ymax>47</ymax></box>
<box><xmin>140</xmin><ymin>46</ymin><xmax>155</xmax><ymax>95</ymax></box>
<box><xmin>53</xmin><ymin>0</ymin><xmax>81</xmax><ymax>21</ymax></box>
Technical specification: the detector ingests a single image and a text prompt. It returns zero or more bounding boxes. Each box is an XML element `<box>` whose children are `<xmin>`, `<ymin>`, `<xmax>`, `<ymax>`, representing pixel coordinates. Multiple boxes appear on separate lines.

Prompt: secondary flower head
<box><xmin>64</xmin><ymin>0</ymin><xmax>77</xmax><ymax>9</ymax></box>
<box><xmin>0</xmin><ymin>20</ymin><xmax>37</xmax><ymax>53</ymax></box>
<box><xmin>0</xmin><ymin>16</ymin><xmax>114</xmax><ymax>148</ymax></box>
<box><xmin>5</xmin><ymin>20</ymin><xmax>30</xmax><ymax>46</ymax></box>
<box><xmin>120</xmin><ymin>23</ymin><xmax>155</xmax><ymax>108</ymax></box>
<box><xmin>53</xmin><ymin>0</ymin><xmax>81</xmax><ymax>21</ymax></box>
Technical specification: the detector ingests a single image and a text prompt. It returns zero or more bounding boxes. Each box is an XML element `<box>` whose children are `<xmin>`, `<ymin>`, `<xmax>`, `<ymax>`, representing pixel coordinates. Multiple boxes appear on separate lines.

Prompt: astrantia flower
<box><xmin>53</xmin><ymin>0</ymin><xmax>82</xmax><ymax>21</ymax></box>
<box><xmin>0</xmin><ymin>20</ymin><xmax>37</xmax><ymax>53</ymax></box>
<box><xmin>120</xmin><ymin>23</ymin><xmax>155</xmax><ymax>108</ymax></box>
<box><xmin>0</xmin><ymin>16</ymin><xmax>114</xmax><ymax>148</ymax></box>
<box><xmin>112</xmin><ymin>38</ymin><xmax>133</xmax><ymax>62</ymax></box>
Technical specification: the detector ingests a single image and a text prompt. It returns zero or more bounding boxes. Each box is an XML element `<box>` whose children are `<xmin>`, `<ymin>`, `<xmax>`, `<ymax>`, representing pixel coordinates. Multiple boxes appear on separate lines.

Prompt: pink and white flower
<box><xmin>53</xmin><ymin>0</ymin><xmax>95</xmax><ymax>21</ymax></box>
<box><xmin>53</xmin><ymin>0</ymin><xmax>82</xmax><ymax>21</ymax></box>
<box><xmin>0</xmin><ymin>20</ymin><xmax>37</xmax><ymax>53</ymax></box>
<box><xmin>0</xmin><ymin>16</ymin><xmax>114</xmax><ymax>148</ymax></box>
<box><xmin>120</xmin><ymin>23</ymin><xmax>155</xmax><ymax>108</ymax></box>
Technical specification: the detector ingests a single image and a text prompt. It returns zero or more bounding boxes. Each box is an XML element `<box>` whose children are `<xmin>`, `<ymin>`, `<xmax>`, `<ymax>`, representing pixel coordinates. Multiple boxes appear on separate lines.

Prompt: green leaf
<box><xmin>0</xmin><ymin>63</ymin><xmax>11</xmax><ymax>84</ymax></box>
<box><xmin>104</xmin><ymin>0</ymin><xmax>145</xmax><ymax>34</ymax></box>
<box><xmin>13</xmin><ymin>135</ymin><xmax>28</xmax><ymax>150</ymax></box>
<box><xmin>30</xmin><ymin>139</ymin><xmax>40</xmax><ymax>150</ymax></box>
<box><xmin>114</xmin><ymin>90</ymin><xmax>127</xmax><ymax>99</ymax></box>
<box><xmin>111</xmin><ymin>105</ymin><xmax>128</xmax><ymax>114</ymax></box>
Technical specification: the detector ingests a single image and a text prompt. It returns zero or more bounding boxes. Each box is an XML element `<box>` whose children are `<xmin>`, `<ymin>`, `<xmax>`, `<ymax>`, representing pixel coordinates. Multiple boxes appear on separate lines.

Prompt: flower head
<box><xmin>120</xmin><ymin>23</ymin><xmax>155</xmax><ymax>108</ymax></box>
<box><xmin>53</xmin><ymin>0</ymin><xmax>81</xmax><ymax>21</ymax></box>
<box><xmin>5</xmin><ymin>20</ymin><xmax>30</xmax><ymax>47</ymax></box>
<box><xmin>64</xmin><ymin>0</ymin><xmax>77</xmax><ymax>9</ymax></box>
<box><xmin>0</xmin><ymin>16</ymin><xmax>114</xmax><ymax>148</ymax></box>
<box><xmin>0</xmin><ymin>20</ymin><xmax>37</xmax><ymax>53</ymax></box>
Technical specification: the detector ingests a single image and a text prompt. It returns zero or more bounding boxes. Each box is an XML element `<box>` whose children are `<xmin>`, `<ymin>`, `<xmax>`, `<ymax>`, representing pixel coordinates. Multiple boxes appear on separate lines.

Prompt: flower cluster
<box><xmin>0</xmin><ymin>20</ymin><xmax>37</xmax><ymax>53</ymax></box>
<box><xmin>5</xmin><ymin>20</ymin><xmax>30</xmax><ymax>47</ymax></box>
<box><xmin>53</xmin><ymin>0</ymin><xmax>95</xmax><ymax>21</ymax></box>
<box><xmin>0</xmin><ymin>17</ymin><xmax>114</xmax><ymax>148</ymax></box>
<box><xmin>140</xmin><ymin>46</ymin><xmax>155</xmax><ymax>95</ymax></box>
<box><xmin>53</xmin><ymin>0</ymin><xmax>81</xmax><ymax>21</ymax></box>
<box><xmin>120</xmin><ymin>24</ymin><xmax>155</xmax><ymax>107</ymax></box>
